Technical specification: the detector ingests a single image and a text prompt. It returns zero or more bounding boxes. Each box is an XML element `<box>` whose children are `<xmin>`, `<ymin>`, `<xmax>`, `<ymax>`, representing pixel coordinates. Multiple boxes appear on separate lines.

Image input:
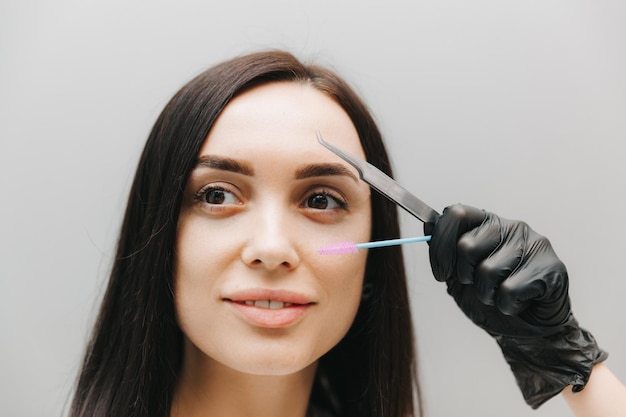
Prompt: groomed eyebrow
<box><xmin>194</xmin><ymin>156</ymin><xmax>358</xmax><ymax>183</ymax></box>
<box><xmin>295</xmin><ymin>163</ymin><xmax>359</xmax><ymax>182</ymax></box>
<box><xmin>195</xmin><ymin>155</ymin><xmax>254</xmax><ymax>176</ymax></box>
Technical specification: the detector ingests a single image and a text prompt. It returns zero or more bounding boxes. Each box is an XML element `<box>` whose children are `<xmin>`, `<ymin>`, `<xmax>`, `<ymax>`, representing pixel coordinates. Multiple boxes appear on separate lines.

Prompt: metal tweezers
<box><xmin>317</xmin><ymin>132</ymin><xmax>439</xmax><ymax>224</ymax></box>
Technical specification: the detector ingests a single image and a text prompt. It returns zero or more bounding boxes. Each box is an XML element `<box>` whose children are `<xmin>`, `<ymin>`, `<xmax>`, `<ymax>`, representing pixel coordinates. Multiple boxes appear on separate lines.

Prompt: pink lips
<box><xmin>224</xmin><ymin>288</ymin><xmax>314</xmax><ymax>328</ymax></box>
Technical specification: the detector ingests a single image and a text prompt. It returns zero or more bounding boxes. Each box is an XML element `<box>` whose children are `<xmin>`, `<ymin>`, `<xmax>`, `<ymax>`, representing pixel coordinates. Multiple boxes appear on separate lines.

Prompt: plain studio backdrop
<box><xmin>1</xmin><ymin>1</ymin><xmax>624</xmax><ymax>416</ymax></box>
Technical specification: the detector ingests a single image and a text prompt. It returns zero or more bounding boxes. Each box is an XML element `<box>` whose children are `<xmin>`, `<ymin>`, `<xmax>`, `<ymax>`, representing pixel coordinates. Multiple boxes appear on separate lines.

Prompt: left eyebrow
<box><xmin>294</xmin><ymin>163</ymin><xmax>359</xmax><ymax>183</ymax></box>
<box><xmin>194</xmin><ymin>155</ymin><xmax>254</xmax><ymax>176</ymax></box>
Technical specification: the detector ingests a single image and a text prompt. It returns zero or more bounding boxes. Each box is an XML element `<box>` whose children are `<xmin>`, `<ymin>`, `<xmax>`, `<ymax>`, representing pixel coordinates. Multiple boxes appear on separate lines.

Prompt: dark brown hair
<box><xmin>69</xmin><ymin>50</ymin><xmax>420</xmax><ymax>417</ymax></box>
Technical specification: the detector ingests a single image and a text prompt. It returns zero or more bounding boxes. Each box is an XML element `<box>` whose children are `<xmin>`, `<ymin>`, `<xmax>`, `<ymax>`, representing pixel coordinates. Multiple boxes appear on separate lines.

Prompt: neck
<box><xmin>171</xmin><ymin>344</ymin><xmax>318</xmax><ymax>417</ymax></box>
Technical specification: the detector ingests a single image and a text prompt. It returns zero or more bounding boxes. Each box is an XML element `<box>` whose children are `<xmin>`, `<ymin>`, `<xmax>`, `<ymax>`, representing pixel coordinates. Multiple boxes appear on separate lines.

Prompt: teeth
<box><xmin>242</xmin><ymin>300</ymin><xmax>292</xmax><ymax>309</ymax></box>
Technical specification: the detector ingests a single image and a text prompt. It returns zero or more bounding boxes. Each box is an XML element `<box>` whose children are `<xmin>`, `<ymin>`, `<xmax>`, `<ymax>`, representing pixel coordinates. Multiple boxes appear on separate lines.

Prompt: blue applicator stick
<box><xmin>356</xmin><ymin>235</ymin><xmax>431</xmax><ymax>249</ymax></box>
<box><xmin>318</xmin><ymin>235</ymin><xmax>432</xmax><ymax>255</ymax></box>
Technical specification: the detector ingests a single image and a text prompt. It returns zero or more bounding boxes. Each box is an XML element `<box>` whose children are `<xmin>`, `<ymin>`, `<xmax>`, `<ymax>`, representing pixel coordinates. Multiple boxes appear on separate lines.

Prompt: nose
<box><xmin>240</xmin><ymin>206</ymin><xmax>300</xmax><ymax>271</ymax></box>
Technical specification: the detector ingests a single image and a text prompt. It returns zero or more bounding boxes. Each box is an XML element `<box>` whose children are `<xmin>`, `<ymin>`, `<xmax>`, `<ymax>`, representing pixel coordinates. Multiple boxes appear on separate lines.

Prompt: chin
<box><xmin>224</xmin><ymin>350</ymin><xmax>320</xmax><ymax>377</ymax></box>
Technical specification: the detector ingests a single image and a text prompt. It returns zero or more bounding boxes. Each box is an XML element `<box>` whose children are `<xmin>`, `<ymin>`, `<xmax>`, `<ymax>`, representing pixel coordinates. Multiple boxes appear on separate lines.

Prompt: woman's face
<box><xmin>174</xmin><ymin>81</ymin><xmax>372</xmax><ymax>377</ymax></box>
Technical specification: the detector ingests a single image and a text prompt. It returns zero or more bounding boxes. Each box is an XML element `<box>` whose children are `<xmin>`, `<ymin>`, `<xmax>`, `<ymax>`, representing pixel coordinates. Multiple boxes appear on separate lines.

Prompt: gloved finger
<box><xmin>455</xmin><ymin>212</ymin><xmax>503</xmax><ymax>284</ymax></box>
<box><xmin>469</xmin><ymin>218</ymin><xmax>529</xmax><ymax>300</ymax></box>
<box><xmin>473</xmin><ymin>243</ymin><xmax>524</xmax><ymax>305</ymax></box>
<box><xmin>428</xmin><ymin>204</ymin><xmax>487</xmax><ymax>282</ymax></box>
<box><xmin>496</xmin><ymin>235</ymin><xmax>569</xmax><ymax>320</ymax></box>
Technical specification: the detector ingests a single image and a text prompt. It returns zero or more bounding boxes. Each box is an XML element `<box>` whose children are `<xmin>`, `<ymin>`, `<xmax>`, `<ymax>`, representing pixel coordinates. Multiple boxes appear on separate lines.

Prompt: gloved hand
<box><xmin>425</xmin><ymin>204</ymin><xmax>608</xmax><ymax>408</ymax></box>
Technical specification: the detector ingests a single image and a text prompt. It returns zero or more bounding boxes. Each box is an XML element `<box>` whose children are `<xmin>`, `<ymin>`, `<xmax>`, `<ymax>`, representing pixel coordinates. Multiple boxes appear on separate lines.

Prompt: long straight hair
<box><xmin>69</xmin><ymin>50</ymin><xmax>421</xmax><ymax>417</ymax></box>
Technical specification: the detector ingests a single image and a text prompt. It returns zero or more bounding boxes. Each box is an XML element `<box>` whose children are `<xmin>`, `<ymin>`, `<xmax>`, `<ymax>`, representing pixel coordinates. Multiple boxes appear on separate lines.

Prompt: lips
<box><xmin>225</xmin><ymin>288</ymin><xmax>313</xmax><ymax>305</ymax></box>
<box><xmin>241</xmin><ymin>300</ymin><xmax>295</xmax><ymax>309</ymax></box>
<box><xmin>224</xmin><ymin>288</ymin><xmax>314</xmax><ymax>328</ymax></box>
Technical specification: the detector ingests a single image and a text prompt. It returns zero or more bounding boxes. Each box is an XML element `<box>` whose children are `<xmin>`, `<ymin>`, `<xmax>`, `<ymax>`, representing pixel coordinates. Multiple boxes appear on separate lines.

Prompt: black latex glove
<box><xmin>425</xmin><ymin>204</ymin><xmax>607</xmax><ymax>408</ymax></box>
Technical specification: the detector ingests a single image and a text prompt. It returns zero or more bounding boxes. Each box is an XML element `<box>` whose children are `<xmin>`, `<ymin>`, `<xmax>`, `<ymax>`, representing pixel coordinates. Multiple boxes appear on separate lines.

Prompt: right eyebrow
<box><xmin>294</xmin><ymin>163</ymin><xmax>359</xmax><ymax>183</ymax></box>
<box><xmin>194</xmin><ymin>155</ymin><xmax>254</xmax><ymax>176</ymax></box>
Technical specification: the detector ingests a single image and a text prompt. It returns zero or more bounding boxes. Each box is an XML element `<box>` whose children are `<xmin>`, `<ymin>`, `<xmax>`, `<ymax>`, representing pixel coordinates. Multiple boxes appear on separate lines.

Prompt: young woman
<box><xmin>69</xmin><ymin>50</ymin><xmax>626</xmax><ymax>417</ymax></box>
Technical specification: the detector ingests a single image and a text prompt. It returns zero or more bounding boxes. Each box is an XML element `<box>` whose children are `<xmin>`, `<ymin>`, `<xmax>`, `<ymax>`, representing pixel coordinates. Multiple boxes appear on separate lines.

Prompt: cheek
<box><xmin>174</xmin><ymin>224</ymin><xmax>209</xmax><ymax>291</ymax></box>
<box><xmin>173</xmin><ymin>216</ymin><xmax>229</xmax><ymax>314</ymax></box>
<box><xmin>313</xmin><ymin>210</ymin><xmax>371</xmax><ymax>328</ymax></box>
<box><xmin>174</xmin><ymin>212</ymin><xmax>238</xmax><ymax>278</ymax></box>
<box><xmin>316</xmin><ymin>250</ymin><xmax>369</xmax><ymax>327</ymax></box>
<box><xmin>173</xmin><ymin>218</ymin><xmax>233</xmax><ymax>354</ymax></box>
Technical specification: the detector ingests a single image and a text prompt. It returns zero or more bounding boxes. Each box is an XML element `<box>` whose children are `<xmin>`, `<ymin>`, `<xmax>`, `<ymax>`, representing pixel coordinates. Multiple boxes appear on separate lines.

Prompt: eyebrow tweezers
<box><xmin>317</xmin><ymin>132</ymin><xmax>439</xmax><ymax>224</ymax></box>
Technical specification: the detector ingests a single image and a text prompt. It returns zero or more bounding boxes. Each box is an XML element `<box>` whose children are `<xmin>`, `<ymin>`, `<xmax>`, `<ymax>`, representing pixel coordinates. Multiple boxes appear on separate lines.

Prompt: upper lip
<box><xmin>223</xmin><ymin>288</ymin><xmax>314</xmax><ymax>305</ymax></box>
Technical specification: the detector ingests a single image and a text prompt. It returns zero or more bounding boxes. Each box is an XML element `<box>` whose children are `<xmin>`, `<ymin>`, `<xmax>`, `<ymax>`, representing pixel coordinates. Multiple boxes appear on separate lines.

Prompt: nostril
<box><xmin>241</xmin><ymin>240</ymin><xmax>300</xmax><ymax>270</ymax></box>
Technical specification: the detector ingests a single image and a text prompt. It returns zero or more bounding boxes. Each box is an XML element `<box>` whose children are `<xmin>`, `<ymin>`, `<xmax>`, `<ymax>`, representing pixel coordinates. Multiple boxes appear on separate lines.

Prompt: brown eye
<box><xmin>205</xmin><ymin>189</ymin><xmax>226</xmax><ymax>204</ymax></box>
<box><xmin>304</xmin><ymin>192</ymin><xmax>346</xmax><ymax>210</ymax></box>
<box><xmin>308</xmin><ymin>194</ymin><xmax>329</xmax><ymax>209</ymax></box>
<box><xmin>198</xmin><ymin>187</ymin><xmax>239</xmax><ymax>205</ymax></box>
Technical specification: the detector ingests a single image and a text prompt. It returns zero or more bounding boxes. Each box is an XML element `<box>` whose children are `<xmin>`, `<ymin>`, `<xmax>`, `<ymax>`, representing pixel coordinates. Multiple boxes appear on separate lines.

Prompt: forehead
<box><xmin>199</xmin><ymin>81</ymin><xmax>366</xmax><ymax>161</ymax></box>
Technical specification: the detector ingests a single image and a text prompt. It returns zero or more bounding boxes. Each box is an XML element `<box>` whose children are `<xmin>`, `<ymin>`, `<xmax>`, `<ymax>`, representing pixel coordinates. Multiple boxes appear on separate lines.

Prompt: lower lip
<box><xmin>227</xmin><ymin>301</ymin><xmax>311</xmax><ymax>328</ymax></box>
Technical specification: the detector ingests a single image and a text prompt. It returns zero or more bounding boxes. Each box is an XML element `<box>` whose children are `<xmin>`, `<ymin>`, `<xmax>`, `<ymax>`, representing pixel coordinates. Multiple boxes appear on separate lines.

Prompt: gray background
<box><xmin>1</xmin><ymin>1</ymin><xmax>624</xmax><ymax>416</ymax></box>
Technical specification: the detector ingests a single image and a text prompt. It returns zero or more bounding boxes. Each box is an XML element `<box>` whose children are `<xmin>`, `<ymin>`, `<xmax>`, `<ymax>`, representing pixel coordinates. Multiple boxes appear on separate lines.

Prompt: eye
<box><xmin>303</xmin><ymin>191</ymin><xmax>347</xmax><ymax>210</ymax></box>
<box><xmin>196</xmin><ymin>186</ymin><xmax>240</xmax><ymax>205</ymax></box>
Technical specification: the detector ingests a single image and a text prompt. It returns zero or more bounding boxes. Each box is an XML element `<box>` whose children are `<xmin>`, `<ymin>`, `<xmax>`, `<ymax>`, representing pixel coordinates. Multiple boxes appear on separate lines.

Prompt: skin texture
<box><xmin>171</xmin><ymin>81</ymin><xmax>372</xmax><ymax>417</ymax></box>
<box><xmin>562</xmin><ymin>363</ymin><xmax>626</xmax><ymax>417</ymax></box>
